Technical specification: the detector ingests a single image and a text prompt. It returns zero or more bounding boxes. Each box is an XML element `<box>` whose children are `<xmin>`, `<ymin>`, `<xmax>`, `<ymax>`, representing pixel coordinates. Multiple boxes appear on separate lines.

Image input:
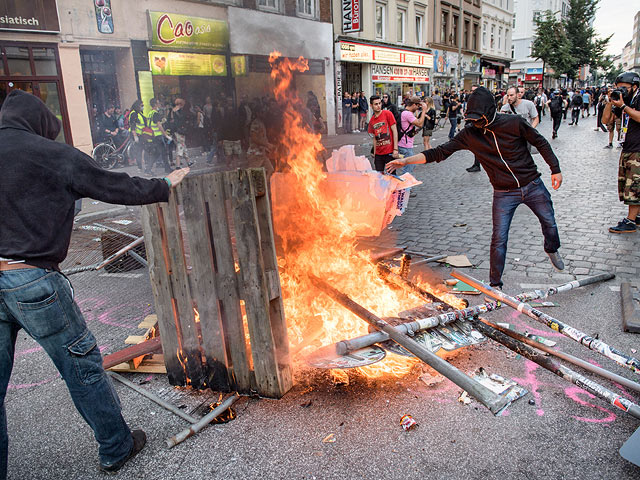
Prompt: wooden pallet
<box><xmin>105</xmin><ymin>314</ymin><xmax>164</xmax><ymax>372</ymax></box>
<box><xmin>141</xmin><ymin>168</ymin><xmax>292</xmax><ymax>398</ymax></box>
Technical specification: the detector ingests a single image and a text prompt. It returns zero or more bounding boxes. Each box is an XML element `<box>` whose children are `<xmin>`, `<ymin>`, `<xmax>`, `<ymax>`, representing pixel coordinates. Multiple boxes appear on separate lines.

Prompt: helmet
<box><xmin>615</xmin><ymin>71</ymin><xmax>640</xmax><ymax>87</ymax></box>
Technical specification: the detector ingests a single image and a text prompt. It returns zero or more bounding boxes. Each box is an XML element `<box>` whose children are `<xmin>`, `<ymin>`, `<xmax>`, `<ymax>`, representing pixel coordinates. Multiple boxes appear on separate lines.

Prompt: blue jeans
<box><xmin>0</xmin><ymin>269</ymin><xmax>132</xmax><ymax>478</ymax></box>
<box><xmin>448</xmin><ymin>118</ymin><xmax>458</xmax><ymax>139</ymax></box>
<box><xmin>398</xmin><ymin>146</ymin><xmax>416</xmax><ymax>176</ymax></box>
<box><xmin>490</xmin><ymin>178</ymin><xmax>561</xmax><ymax>287</ymax></box>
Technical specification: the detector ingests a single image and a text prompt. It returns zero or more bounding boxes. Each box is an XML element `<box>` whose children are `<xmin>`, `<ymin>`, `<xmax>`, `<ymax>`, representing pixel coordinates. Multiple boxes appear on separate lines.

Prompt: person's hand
<box><xmin>611</xmin><ymin>96</ymin><xmax>625</xmax><ymax>108</ymax></box>
<box><xmin>392</xmin><ymin>150</ymin><xmax>400</xmax><ymax>159</ymax></box>
<box><xmin>551</xmin><ymin>173</ymin><xmax>562</xmax><ymax>190</ymax></box>
<box><xmin>384</xmin><ymin>158</ymin><xmax>405</xmax><ymax>173</ymax></box>
<box><xmin>166</xmin><ymin>167</ymin><xmax>190</xmax><ymax>187</ymax></box>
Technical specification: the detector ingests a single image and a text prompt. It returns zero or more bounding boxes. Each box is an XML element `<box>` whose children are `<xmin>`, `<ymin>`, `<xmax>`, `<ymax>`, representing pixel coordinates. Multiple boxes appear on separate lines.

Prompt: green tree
<box><xmin>531</xmin><ymin>11</ymin><xmax>572</xmax><ymax>86</ymax></box>
<box><xmin>604</xmin><ymin>62</ymin><xmax>624</xmax><ymax>84</ymax></box>
<box><xmin>563</xmin><ymin>0</ymin><xmax>611</xmax><ymax>83</ymax></box>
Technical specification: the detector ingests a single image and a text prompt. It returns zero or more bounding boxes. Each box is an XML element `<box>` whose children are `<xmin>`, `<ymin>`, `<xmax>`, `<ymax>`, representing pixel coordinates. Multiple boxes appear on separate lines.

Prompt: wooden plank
<box><xmin>102</xmin><ymin>336</ymin><xmax>163</xmax><ymax>370</ymax></box>
<box><xmin>138</xmin><ymin>314</ymin><xmax>157</xmax><ymax>329</ymax></box>
<box><xmin>203</xmin><ymin>172</ymin><xmax>252</xmax><ymax>393</ymax></box>
<box><xmin>179</xmin><ymin>174</ymin><xmax>230</xmax><ymax>391</ymax></box>
<box><xmin>125</xmin><ymin>335</ymin><xmax>146</xmax><ymax>345</ymax></box>
<box><xmin>249</xmin><ymin>168</ymin><xmax>292</xmax><ymax>396</ymax></box>
<box><xmin>140</xmin><ymin>205</ymin><xmax>186</xmax><ymax>385</ymax></box>
<box><xmin>228</xmin><ymin>169</ymin><xmax>282</xmax><ymax>398</ymax></box>
<box><xmin>163</xmin><ymin>191</ymin><xmax>206</xmax><ymax>388</ymax></box>
<box><xmin>109</xmin><ymin>353</ymin><xmax>167</xmax><ymax>374</ymax></box>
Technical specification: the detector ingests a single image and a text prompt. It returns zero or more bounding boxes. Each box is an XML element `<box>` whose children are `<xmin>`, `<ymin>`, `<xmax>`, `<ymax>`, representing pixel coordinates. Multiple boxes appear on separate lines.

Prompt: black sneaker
<box><xmin>609</xmin><ymin>218</ymin><xmax>638</xmax><ymax>234</ymax></box>
<box><xmin>466</xmin><ymin>165</ymin><xmax>481</xmax><ymax>172</ymax></box>
<box><xmin>546</xmin><ymin>251</ymin><xmax>565</xmax><ymax>271</ymax></box>
<box><xmin>99</xmin><ymin>430</ymin><xmax>147</xmax><ymax>473</ymax></box>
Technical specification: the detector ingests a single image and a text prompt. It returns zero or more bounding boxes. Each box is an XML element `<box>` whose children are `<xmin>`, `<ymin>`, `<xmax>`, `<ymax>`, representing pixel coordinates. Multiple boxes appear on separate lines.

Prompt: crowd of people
<box><xmin>94</xmin><ymin>90</ymin><xmax>326</xmax><ymax>175</ymax></box>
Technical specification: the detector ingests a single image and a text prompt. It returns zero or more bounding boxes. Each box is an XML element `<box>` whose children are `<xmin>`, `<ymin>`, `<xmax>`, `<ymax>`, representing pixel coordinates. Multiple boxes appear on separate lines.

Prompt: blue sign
<box><xmin>527</xmin><ymin>68</ymin><xmax>543</xmax><ymax>74</ymax></box>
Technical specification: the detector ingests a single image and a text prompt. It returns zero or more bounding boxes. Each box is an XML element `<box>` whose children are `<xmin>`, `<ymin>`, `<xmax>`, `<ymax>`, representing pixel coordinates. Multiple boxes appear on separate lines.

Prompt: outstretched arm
<box><xmin>385</xmin><ymin>133</ymin><xmax>467</xmax><ymax>173</ymax></box>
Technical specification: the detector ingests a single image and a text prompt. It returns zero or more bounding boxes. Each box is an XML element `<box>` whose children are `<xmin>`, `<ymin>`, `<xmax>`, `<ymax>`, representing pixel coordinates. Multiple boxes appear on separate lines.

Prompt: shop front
<box><xmin>337</xmin><ymin>39</ymin><xmax>433</xmax><ymax>109</ymax></box>
<box><xmin>431</xmin><ymin>49</ymin><xmax>455</xmax><ymax>92</ymax></box>
<box><xmin>461</xmin><ymin>54</ymin><xmax>481</xmax><ymax>90</ymax></box>
<box><xmin>480</xmin><ymin>58</ymin><xmax>508</xmax><ymax>91</ymax></box>
<box><xmin>524</xmin><ymin>67</ymin><xmax>543</xmax><ymax>88</ymax></box>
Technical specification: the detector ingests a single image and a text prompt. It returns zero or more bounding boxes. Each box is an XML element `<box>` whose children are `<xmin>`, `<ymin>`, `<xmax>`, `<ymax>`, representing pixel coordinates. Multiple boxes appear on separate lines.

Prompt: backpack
<box><xmin>397</xmin><ymin>110</ymin><xmax>416</xmax><ymax>144</ymax></box>
<box><xmin>549</xmin><ymin>97</ymin><xmax>562</xmax><ymax>115</ymax></box>
<box><xmin>123</xmin><ymin>109</ymin><xmax>131</xmax><ymax>130</ymax></box>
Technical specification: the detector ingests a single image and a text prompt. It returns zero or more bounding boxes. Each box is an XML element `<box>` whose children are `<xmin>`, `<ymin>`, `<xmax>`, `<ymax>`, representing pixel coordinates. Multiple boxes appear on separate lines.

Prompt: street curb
<box><xmin>74</xmin><ymin>205</ymin><xmax>131</xmax><ymax>224</ymax></box>
<box><xmin>621</xmin><ymin>282</ymin><xmax>640</xmax><ymax>333</ymax></box>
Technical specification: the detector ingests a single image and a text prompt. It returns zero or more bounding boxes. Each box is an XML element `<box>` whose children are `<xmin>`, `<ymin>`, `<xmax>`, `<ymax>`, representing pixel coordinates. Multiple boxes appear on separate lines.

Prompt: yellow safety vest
<box><xmin>129</xmin><ymin>111</ymin><xmax>145</xmax><ymax>135</ymax></box>
<box><xmin>146</xmin><ymin>109</ymin><xmax>163</xmax><ymax>137</ymax></box>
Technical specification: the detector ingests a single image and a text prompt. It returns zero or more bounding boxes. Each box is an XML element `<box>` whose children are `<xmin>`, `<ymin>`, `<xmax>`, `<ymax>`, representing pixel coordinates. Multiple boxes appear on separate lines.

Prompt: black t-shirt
<box><xmin>622</xmin><ymin>92</ymin><xmax>640</xmax><ymax>153</ymax></box>
<box><xmin>448</xmin><ymin>100</ymin><xmax>459</xmax><ymax>118</ymax></box>
<box><xmin>425</xmin><ymin>108</ymin><xmax>436</xmax><ymax>129</ymax></box>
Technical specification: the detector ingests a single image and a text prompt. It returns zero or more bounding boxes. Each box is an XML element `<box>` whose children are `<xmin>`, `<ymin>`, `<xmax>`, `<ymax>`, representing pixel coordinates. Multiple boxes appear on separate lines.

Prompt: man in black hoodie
<box><xmin>0</xmin><ymin>90</ymin><xmax>189</xmax><ymax>478</ymax></box>
<box><xmin>385</xmin><ymin>87</ymin><xmax>564</xmax><ymax>288</ymax></box>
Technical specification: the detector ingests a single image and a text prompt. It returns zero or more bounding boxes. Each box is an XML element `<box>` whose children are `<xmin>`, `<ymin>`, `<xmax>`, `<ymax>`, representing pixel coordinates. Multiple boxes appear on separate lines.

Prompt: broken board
<box><xmin>305</xmin><ymin>346</ymin><xmax>386</xmax><ymax>369</ymax></box>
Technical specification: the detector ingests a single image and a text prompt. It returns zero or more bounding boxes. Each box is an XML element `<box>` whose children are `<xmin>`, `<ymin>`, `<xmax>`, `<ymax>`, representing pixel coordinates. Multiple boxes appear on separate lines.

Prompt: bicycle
<box><xmin>92</xmin><ymin>133</ymin><xmax>134</xmax><ymax>169</ymax></box>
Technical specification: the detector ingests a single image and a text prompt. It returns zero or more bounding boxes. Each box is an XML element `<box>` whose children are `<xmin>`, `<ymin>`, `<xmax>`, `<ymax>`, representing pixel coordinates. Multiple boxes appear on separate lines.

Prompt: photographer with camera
<box><xmin>602</xmin><ymin>72</ymin><xmax>640</xmax><ymax>233</ymax></box>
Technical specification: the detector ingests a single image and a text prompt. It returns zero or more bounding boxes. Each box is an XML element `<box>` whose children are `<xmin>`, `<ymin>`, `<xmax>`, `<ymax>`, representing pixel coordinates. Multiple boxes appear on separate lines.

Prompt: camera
<box><xmin>610</xmin><ymin>86</ymin><xmax>628</xmax><ymax>102</ymax></box>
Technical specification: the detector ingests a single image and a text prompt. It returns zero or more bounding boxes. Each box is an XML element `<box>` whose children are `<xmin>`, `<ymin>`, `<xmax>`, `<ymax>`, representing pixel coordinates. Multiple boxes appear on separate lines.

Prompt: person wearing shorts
<box><xmin>605</xmin><ymin>115</ymin><xmax>622</xmax><ymax>149</ymax></box>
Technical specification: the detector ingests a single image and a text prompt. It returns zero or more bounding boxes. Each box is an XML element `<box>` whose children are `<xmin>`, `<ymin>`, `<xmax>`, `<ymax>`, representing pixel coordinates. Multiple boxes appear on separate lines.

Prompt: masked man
<box><xmin>602</xmin><ymin>71</ymin><xmax>640</xmax><ymax>233</ymax></box>
<box><xmin>385</xmin><ymin>87</ymin><xmax>564</xmax><ymax>289</ymax></box>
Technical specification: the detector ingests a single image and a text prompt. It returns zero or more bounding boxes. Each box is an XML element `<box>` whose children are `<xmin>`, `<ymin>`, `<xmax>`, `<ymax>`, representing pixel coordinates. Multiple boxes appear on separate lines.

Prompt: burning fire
<box><xmin>268</xmin><ymin>52</ymin><xmax>463</xmax><ymax>378</ymax></box>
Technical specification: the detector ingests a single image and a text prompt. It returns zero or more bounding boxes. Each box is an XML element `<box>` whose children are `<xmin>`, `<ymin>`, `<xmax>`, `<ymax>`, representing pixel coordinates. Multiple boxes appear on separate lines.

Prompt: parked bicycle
<box><xmin>92</xmin><ymin>134</ymin><xmax>134</xmax><ymax>169</ymax></box>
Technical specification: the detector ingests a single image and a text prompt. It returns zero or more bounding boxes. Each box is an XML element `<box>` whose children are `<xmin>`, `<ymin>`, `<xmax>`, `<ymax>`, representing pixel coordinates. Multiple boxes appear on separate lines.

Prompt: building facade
<box><xmin>0</xmin><ymin>0</ymin><xmax>335</xmax><ymax>155</ymax></box>
<box><xmin>629</xmin><ymin>11</ymin><xmax>640</xmax><ymax>74</ymax></box>
<box><xmin>510</xmin><ymin>0</ymin><xmax>569</xmax><ymax>88</ymax></box>
<box><xmin>479</xmin><ymin>0</ymin><xmax>513</xmax><ymax>90</ymax></box>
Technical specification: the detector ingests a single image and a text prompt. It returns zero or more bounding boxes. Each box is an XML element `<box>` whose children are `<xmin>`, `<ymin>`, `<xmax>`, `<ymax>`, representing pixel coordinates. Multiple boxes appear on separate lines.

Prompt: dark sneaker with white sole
<box><xmin>609</xmin><ymin>218</ymin><xmax>637</xmax><ymax>234</ymax></box>
<box><xmin>546</xmin><ymin>251</ymin><xmax>565</xmax><ymax>271</ymax></box>
<box><xmin>99</xmin><ymin>429</ymin><xmax>147</xmax><ymax>474</ymax></box>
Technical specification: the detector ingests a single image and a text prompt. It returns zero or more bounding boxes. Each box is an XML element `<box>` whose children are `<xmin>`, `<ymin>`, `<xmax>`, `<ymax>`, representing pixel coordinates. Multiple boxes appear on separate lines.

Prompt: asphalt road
<box><xmin>5</xmin><ymin>112</ymin><xmax>640</xmax><ymax>479</ymax></box>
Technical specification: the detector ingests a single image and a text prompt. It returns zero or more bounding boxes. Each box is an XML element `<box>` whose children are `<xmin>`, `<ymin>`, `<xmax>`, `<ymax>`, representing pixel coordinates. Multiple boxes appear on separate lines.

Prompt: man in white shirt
<box><xmin>500</xmin><ymin>86</ymin><xmax>539</xmax><ymax>127</ymax></box>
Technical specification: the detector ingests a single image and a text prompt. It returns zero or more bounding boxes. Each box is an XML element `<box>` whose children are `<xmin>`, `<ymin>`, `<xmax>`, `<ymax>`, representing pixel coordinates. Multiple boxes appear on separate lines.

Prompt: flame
<box><xmin>193</xmin><ymin>307</ymin><xmax>200</xmax><ymax>323</ymax></box>
<box><xmin>268</xmin><ymin>52</ymin><xmax>464</xmax><ymax>379</ymax></box>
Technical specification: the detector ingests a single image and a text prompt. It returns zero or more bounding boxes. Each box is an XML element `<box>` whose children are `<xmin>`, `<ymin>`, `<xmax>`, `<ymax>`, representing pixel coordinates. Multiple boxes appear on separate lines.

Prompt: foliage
<box><xmin>531</xmin><ymin>11</ymin><xmax>572</xmax><ymax>79</ymax></box>
<box><xmin>563</xmin><ymin>0</ymin><xmax>611</xmax><ymax>78</ymax></box>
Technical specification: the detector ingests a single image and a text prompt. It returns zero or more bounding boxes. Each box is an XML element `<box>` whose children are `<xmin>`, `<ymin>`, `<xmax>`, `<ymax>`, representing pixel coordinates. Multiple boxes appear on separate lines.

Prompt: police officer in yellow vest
<box><xmin>145</xmin><ymin>98</ymin><xmax>171</xmax><ymax>174</ymax></box>
<box><xmin>128</xmin><ymin>99</ymin><xmax>146</xmax><ymax>171</ymax></box>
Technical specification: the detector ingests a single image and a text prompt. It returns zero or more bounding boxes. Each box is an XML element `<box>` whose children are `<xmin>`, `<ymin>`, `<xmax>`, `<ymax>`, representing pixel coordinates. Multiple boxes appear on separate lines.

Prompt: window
<box><xmin>533</xmin><ymin>10</ymin><xmax>541</xmax><ymax>22</ymax></box>
<box><xmin>505</xmin><ymin>28</ymin><xmax>509</xmax><ymax>52</ymax></box>
<box><xmin>464</xmin><ymin>20</ymin><xmax>469</xmax><ymax>49</ymax></box>
<box><xmin>473</xmin><ymin>23</ymin><xmax>478</xmax><ymax>50</ymax></box>
<box><xmin>441</xmin><ymin>11</ymin><xmax>448</xmax><ymax>44</ymax></box>
<box><xmin>498</xmin><ymin>27</ymin><xmax>502</xmax><ymax>50</ymax></box>
<box><xmin>513</xmin><ymin>13</ymin><xmax>516</xmax><ymax>28</ymax></box>
<box><xmin>376</xmin><ymin>4</ymin><xmax>386</xmax><ymax>40</ymax></box>
<box><xmin>257</xmin><ymin>0</ymin><xmax>278</xmax><ymax>11</ymax></box>
<box><xmin>397</xmin><ymin>9</ymin><xmax>406</xmax><ymax>43</ymax></box>
<box><xmin>490</xmin><ymin>24</ymin><xmax>495</xmax><ymax>49</ymax></box>
<box><xmin>296</xmin><ymin>0</ymin><xmax>314</xmax><ymax>17</ymax></box>
<box><xmin>416</xmin><ymin>15</ymin><xmax>424</xmax><ymax>46</ymax></box>
<box><xmin>452</xmin><ymin>15</ymin><xmax>458</xmax><ymax>45</ymax></box>
<box><xmin>511</xmin><ymin>44</ymin><xmax>514</xmax><ymax>58</ymax></box>
<box><xmin>482</xmin><ymin>22</ymin><xmax>487</xmax><ymax>47</ymax></box>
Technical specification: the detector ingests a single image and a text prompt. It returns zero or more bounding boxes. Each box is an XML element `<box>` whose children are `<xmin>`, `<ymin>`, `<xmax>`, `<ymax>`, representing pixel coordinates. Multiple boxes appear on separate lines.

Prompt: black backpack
<box><xmin>549</xmin><ymin>97</ymin><xmax>562</xmax><ymax>115</ymax></box>
<box><xmin>396</xmin><ymin>109</ymin><xmax>416</xmax><ymax>144</ymax></box>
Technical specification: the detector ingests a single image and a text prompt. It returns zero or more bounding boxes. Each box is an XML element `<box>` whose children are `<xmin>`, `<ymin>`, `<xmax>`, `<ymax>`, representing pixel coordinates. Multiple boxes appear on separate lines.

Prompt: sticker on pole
<box><xmin>305</xmin><ymin>345</ymin><xmax>386</xmax><ymax>369</ymax></box>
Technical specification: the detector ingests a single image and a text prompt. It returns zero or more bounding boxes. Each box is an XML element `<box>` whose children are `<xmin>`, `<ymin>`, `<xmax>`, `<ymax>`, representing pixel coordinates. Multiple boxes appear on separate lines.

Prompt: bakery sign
<box><xmin>340</xmin><ymin>41</ymin><xmax>433</xmax><ymax>68</ymax></box>
<box><xmin>0</xmin><ymin>0</ymin><xmax>60</xmax><ymax>33</ymax></box>
<box><xmin>342</xmin><ymin>0</ymin><xmax>361</xmax><ymax>33</ymax></box>
<box><xmin>371</xmin><ymin>64</ymin><xmax>430</xmax><ymax>83</ymax></box>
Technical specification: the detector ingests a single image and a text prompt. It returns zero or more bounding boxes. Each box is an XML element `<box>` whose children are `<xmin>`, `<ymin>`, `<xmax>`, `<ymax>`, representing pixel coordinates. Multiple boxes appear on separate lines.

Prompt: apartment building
<box><xmin>479</xmin><ymin>0</ymin><xmax>513</xmax><ymax>90</ymax></box>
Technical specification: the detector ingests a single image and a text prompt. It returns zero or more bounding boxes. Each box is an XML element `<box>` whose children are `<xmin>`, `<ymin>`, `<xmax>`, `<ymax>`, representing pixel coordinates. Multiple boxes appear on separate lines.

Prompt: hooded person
<box><xmin>0</xmin><ymin>90</ymin><xmax>189</xmax><ymax>477</ymax></box>
<box><xmin>385</xmin><ymin>86</ymin><xmax>565</xmax><ymax>288</ymax></box>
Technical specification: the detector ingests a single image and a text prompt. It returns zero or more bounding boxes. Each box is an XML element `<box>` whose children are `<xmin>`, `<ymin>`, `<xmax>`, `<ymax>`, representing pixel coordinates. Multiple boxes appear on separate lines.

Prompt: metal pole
<box><xmin>470</xmin><ymin>318</ymin><xmax>640</xmax><ymax>420</ymax></box>
<box><xmin>458</xmin><ymin>0</ymin><xmax>463</xmax><ymax>91</ymax></box>
<box><xmin>309</xmin><ymin>275</ymin><xmax>511</xmax><ymax>415</ymax></box>
<box><xmin>94</xmin><ymin>222</ymin><xmax>139</xmax><ymax>240</ymax></box>
<box><xmin>376</xmin><ymin>263</ymin><xmax>445</xmax><ymax>304</ymax></box>
<box><xmin>166</xmin><ymin>393</ymin><xmax>240</xmax><ymax>448</ymax></box>
<box><xmin>451</xmin><ymin>270</ymin><xmax>640</xmax><ymax>375</ymax></box>
<box><xmin>410</xmin><ymin>254</ymin><xmax>448</xmax><ymax>267</ymax></box>
<box><xmin>482</xmin><ymin>319</ymin><xmax>640</xmax><ymax>394</ymax></box>
<box><xmin>95</xmin><ymin>236</ymin><xmax>145</xmax><ymax>271</ymax></box>
<box><xmin>107</xmin><ymin>371</ymin><xmax>199</xmax><ymax>424</ymax></box>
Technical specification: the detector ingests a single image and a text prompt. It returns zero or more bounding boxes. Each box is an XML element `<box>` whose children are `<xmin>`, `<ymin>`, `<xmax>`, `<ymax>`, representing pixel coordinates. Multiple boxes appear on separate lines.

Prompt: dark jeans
<box><xmin>144</xmin><ymin>137</ymin><xmax>170</xmax><ymax>173</ymax></box>
<box><xmin>342</xmin><ymin>108</ymin><xmax>352</xmax><ymax>133</ymax></box>
<box><xmin>536</xmin><ymin>106</ymin><xmax>543</xmax><ymax>120</ymax></box>
<box><xmin>131</xmin><ymin>139</ymin><xmax>144</xmax><ymax>170</ymax></box>
<box><xmin>571</xmin><ymin>108</ymin><xmax>580</xmax><ymax>125</ymax></box>
<box><xmin>448</xmin><ymin>118</ymin><xmax>457</xmax><ymax>139</ymax></box>
<box><xmin>490</xmin><ymin>178</ymin><xmax>561</xmax><ymax>287</ymax></box>
<box><xmin>0</xmin><ymin>269</ymin><xmax>133</xmax><ymax>478</ymax></box>
<box><xmin>374</xmin><ymin>153</ymin><xmax>394</xmax><ymax>172</ymax></box>
<box><xmin>551</xmin><ymin>114</ymin><xmax>562</xmax><ymax>134</ymax></box>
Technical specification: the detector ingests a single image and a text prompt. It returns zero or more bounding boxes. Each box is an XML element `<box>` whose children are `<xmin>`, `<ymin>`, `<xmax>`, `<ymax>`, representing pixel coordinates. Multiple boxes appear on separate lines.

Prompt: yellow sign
<box><xmin>138</xmin><ymin>71</ymin><xmax>154</xmax><ymax>113</ymax></box>
<box><xmin>231</xmin><ymin>55</ymin><xmax>247</xmax><ymax>77</ymax></box>
<box><xmin>149</xmin><ymin>11</ymin><xmax>228</xmax><ymax>52</ymax></box>
<box><xmin>149</xmin><ymin>51</ymin><xmax>227</xmax><ymax>76</ymax></box>
<box><xmin>340</xmin><ymin>41</ymin><xmax>433</xmax><ymax>68</ymax></box>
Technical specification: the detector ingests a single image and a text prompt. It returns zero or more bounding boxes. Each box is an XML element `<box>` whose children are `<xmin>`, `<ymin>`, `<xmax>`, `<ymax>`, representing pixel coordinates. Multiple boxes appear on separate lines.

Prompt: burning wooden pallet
<box><xmin>141</xmin><ymin>168</ymin><xmax>291</xmax><ymax>398</ymax></box>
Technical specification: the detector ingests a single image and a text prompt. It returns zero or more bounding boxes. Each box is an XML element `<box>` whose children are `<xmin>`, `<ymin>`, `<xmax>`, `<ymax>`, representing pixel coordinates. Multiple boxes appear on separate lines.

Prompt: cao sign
<box><xmin>342</xmin><ymin>0</ymin><xmax>361</xmax><ymax>33</ymax></box>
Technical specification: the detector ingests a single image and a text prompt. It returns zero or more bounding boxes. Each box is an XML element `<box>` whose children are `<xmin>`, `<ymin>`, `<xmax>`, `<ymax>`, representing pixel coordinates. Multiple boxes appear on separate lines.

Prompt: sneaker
<box><xmin>609</xmin><ymin>217</ymin><xmax>638</xmax><ymax>234</ymax></box>
<box><xmin>546</xmin><ymin>251</ymin><xmax>565</xmax><ymax>271</ymax></box>
<box><xmin>466</xmin><ymin>165</ymin><xmax>481</xmax><ymax>172</ymax></box>
<box><xmin>603</xmin><ymin>144</ymin><xmax>613</xmax><ymax>149</ymax></box>
<box><xmin>617</xmin><ymin>143</ymin><xmax>623</xmax><ymax>149</ymax></box>
<box><xmin>409</xmin><ymin>191</ymin><xmax>417</xmax><ymax>198</ymax></box>
<box><xmin>99</xmin><ymin>430</ymin><xmax>146</xmax><ymax>473</ymax></box>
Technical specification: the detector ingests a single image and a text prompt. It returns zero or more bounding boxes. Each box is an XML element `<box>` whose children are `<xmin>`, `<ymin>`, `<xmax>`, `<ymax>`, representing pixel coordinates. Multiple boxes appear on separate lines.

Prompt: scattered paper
<box><xmin>438</xmin><ymin>255</ymin><xmax>473</xmax><ymax>268</ymax></box>
<box><xmin>322</xmin><ymin>433</ymin><xmax>336</xmax><ymax>443</ymax></box>
<box><xmin>419</xmin><ymin>373</ymin><xmax>445</xmax><ymax>387</ymax></box>
<box><xmin>459</xmin><ymin>368</ymin><xmax>528</xmax><ymax>415</ymax></box>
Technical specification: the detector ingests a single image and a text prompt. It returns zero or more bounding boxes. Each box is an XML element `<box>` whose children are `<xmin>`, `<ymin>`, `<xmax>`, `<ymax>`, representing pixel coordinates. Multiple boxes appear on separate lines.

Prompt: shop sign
<box><xmin>231</xmin><ymin>55</ymin><xmax>247</xmax><ymax>77</ymax></box>
<box><xmin>0</xmin><ymin>0</ymin><xmax>60</xmax><ymax>33</ymax></box>
<box><xmin>335</xmin><ymin>61</ymin><xmax>342</xmax><ymax>128</ymax></box>
<box><xmin>138</xmin><ymin>71</ymin><xmax>154</xmax><ymax>116</ymax></box>
<box><xmin>94</xmin><ymin>0</ymin><xmax>113</xmax><ymax>34</ymax></box>
<box><xmin>524</xmin><ymin>73</ymin><xmax>542</xmax><ymax>81</ymax></box>
<box><xmin>339</xmin><ymin>41</ymin><xmax>432</xmax><ymax>68</ymax></box>
<box><xmin>371</xmin><ymin>64</ymin><xmax>429</xmax><ymax>83</ymax></box>
<box><xmin>482</xmin><ymin>68</ymin><xmax>496</xmax><ymax>78</ymax></box>
<box><xmin>149</xmin><ymin>51</ymin><xmax>227</xmax><ymax>76</ymax></box>
<box><xmin>342</xmin><ymin>0</ymin><xmax>361</xmax><ymax>33</ymax></box>
<box><xmin>149</xmin><ymin>11</ymin><xmax>228</xmax><ymax>52</ymax></box>
<box><xmin>526</xmin><ymin>67</ymin><xmax>543</xmax><ymax>75</ymax></box>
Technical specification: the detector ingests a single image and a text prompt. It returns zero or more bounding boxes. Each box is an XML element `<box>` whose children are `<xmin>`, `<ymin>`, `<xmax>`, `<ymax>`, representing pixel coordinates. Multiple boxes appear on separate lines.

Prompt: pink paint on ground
<box><xmin>510</xmin><ymin>311</ymin><xmax>564</xmax><ymax>338</ymax></box>
<box><xmin>512</xmin><ymin>360</ymin><xmax>546</xmax><ymax>416</ymax></box>
<box><xmin>564</xmin><ymin>386</ymin><xmax>616</xmax><ymax>423</ymax></box>
<box><xmin>15</xmin><ymin>346</ymin><xmax>43</xmax><ymax>357</ymax></box>
<box><xmin>8</xmin><ymin>376</ymin><xmax>58</xmax><ymax>390</ymax></box>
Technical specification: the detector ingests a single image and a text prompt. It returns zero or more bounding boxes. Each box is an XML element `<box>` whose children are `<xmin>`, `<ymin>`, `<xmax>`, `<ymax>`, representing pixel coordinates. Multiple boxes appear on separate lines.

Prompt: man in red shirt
<box><xmin>368</xmin><ymin>95</ymin><xmax>399</xmax><ymax>171</ymax></box>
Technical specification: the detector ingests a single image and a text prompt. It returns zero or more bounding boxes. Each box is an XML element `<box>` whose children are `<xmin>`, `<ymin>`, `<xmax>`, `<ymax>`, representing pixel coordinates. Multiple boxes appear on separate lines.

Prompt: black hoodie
<box><xmin>422</xmin><ymin>87</ymin><xmax>560</xmax><ymax>190</ymax></box>
<box><xmin>0</xmin><ymin>90</ymin><xmax>169</xmax><ymax>269</ymax></box>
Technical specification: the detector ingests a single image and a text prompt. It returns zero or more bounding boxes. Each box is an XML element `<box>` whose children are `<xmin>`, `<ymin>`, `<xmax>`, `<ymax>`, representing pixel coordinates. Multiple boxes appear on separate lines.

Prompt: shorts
<box><xmin>618</xmin><ymin>152</ymin><xmax>640</xmax><ymax>205</ymax></box>
<box><xmin>223</xmin><ymin>140</ymin><xmax>242</xmax><ymax>156</ymax></box>
<box><xmin>374</xmin><ymin>153</ymin><xmax>394</xmax><ymax>172</ymax></box>
<box><xmin>359</xmin><ymin>112</ymin><xmax>367</xmax><ymax>118</ymax></box>
<box><xmin>422</xmin><ymin>129</ymin><xmax>433</xmax><ymax>137</ymax></box>
<box><xmin>607</xmin><ymin>116</ymin><xmax>621</xmax><ymax>132</ymax></box>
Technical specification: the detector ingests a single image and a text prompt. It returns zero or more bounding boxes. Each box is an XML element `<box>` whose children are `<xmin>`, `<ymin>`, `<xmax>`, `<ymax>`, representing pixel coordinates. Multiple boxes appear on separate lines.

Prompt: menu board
<box><xmin>149</xmin><ymin>51</ymin><xmax>227</xmax><ymax>77</ymax></box>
